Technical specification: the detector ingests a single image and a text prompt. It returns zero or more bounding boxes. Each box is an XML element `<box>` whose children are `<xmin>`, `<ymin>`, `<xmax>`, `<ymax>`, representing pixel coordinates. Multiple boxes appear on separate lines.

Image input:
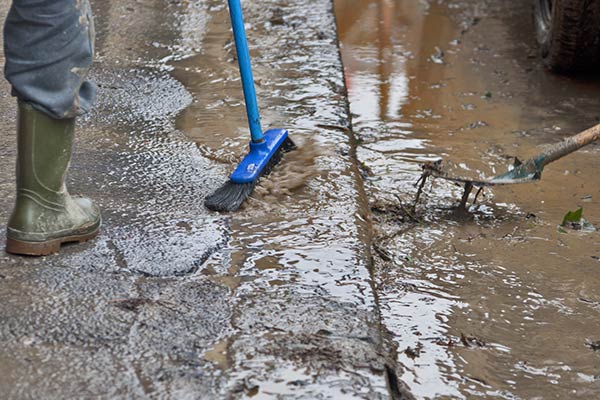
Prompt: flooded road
<box><xmin>335</xmin><ymin>0</ymin><xmax>600</xmax><ymax>398</ymax></box>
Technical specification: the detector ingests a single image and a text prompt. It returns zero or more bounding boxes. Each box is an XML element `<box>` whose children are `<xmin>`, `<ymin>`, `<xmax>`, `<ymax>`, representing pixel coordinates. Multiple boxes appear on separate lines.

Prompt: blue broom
<box><xmin>205</xmin><ymin>0</ymin><xmax>295</xmax><ymax>212</ymax></box>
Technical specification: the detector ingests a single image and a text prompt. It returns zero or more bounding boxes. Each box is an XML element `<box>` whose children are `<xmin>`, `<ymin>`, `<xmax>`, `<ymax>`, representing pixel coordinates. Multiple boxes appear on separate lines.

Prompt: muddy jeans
<box><xmin>4</xmin><ymin>0</ymin><xmax>96</xmax><ymax>119</ymax></box>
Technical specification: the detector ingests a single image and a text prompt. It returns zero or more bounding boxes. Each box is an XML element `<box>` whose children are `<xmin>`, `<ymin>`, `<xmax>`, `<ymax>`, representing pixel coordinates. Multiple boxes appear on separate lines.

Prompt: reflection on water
<box><xmin>336</xmin><ymin>0</ymin><xmax>600</xmax><ymax>399</ymax></box>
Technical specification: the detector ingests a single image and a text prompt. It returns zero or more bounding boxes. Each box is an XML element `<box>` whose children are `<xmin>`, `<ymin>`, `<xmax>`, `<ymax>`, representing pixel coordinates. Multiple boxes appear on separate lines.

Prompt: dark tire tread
<box><xmin>536</xmin><ymin>0</ymin><xmax>600</xmax><ymax>72</ymax></box>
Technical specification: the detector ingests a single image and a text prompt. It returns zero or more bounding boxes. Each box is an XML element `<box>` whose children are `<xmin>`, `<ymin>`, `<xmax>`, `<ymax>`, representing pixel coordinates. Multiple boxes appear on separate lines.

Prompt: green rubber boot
<box><xmin>6</xmin><ymin>102</ymin><xmax>101</xmax><ymax>256</ymax></box>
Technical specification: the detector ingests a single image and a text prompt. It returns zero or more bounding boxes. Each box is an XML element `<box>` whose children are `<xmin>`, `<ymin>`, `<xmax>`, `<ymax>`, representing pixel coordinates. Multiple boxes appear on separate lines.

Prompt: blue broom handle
<box><xmin>227</xmin><ymin>0</ymin><xmax>264</xmax><ymax>143</ymax></box>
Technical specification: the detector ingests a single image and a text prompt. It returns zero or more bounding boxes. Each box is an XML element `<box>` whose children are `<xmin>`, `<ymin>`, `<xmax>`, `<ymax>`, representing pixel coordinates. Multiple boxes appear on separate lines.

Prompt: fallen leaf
<box><xmin>561</xmin><ymin>207</ymin><xmax>583</xmax><ymax>227</ymax></box>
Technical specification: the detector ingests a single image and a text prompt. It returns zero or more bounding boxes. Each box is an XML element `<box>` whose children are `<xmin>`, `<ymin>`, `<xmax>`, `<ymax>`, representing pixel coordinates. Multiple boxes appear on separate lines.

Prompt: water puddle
<box><xmin>336</xmin><ymin>0</ymin><xmax>600</xmax><ymax>398</ymax></box>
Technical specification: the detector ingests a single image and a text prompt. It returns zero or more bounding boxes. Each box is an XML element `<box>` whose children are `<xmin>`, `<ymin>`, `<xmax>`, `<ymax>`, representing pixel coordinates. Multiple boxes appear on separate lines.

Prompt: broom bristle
<box><xmin>205</xmin><ymin>137</ymin><xmax>296</xmax><ymax>212</ymax></box>
<box><xmin>281</xmin><ymin>136</ymin><xmax>297</xmax><ymax>152</ymax></box>
<box><xmin>204</xmin><ymin>181</ymin><xmax>256</xmax><ymax>212</ymax></box>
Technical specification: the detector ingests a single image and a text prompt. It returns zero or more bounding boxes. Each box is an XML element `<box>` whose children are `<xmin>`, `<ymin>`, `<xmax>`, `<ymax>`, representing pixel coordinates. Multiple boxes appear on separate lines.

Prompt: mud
<box><xmin>336</xmin><ymin>0</ymin><xmax>600</xmax><ymax>398</ymax></box>
<box><xmin>0</xmin><ymin>0</ymin><xmax>411</xmax><ymax>398</ymax></box>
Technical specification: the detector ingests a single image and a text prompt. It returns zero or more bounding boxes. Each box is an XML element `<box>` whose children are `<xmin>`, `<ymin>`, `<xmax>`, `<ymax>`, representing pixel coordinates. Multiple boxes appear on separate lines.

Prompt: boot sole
<box><xmin>6</xmin><ymin>227</ymin><xmax>100</xmax><ymax>256</ymax></box>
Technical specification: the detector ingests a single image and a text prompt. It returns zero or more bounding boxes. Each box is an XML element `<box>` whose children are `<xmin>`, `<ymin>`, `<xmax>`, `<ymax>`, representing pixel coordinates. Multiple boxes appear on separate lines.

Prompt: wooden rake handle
<box><xmin>534</xmin><ymin>123</ymin><xmax>600</xmax><ymax>167</ymax></box>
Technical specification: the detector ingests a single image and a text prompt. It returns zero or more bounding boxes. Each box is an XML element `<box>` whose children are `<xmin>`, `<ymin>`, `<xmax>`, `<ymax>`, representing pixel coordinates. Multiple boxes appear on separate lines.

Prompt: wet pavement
<box><xmin>2</xmin><ymin>0</ymin><xmax>598</xmax><ymax>398</ymax></box>
<box><xmin>0</xmin><ymin>0</ymin><xmax>412</xmax><ymax>398</ymax></box>
<box><xmin>336</xmin><ymin>0</ymin><xmax>600</xmax><ymax>399</ymax></box>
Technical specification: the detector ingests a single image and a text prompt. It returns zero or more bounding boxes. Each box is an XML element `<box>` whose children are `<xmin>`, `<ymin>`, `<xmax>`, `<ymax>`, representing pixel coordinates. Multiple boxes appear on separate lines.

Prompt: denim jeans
<box><xmin>4</xmin><ymin>0</ymin><xmax>96</xmax><ymax>119</ymax></box>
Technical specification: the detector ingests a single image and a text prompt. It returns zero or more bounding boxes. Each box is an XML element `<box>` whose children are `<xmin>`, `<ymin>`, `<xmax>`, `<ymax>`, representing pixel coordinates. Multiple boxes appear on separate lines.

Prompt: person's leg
<box><xmin>4</xmin><ymin>0</ymin><xmax>101</xmax><ymax>256</ymax></box>
<box><xmin>5</xmin><ymin>0</ymin><xmax>96</xmax><ymax>118</ymax></box>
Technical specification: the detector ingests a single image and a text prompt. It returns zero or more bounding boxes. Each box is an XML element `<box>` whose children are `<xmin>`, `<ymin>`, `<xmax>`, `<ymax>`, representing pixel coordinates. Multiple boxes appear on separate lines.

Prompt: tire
<box><xmin>534</xmin><ymin>0</ymin><xmax>600</xmax><ymax>72</ymax></box>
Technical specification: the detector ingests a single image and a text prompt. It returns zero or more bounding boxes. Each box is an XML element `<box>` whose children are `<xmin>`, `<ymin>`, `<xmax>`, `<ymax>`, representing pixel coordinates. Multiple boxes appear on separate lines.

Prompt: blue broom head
<box><xmin>230</xmin><ymin>128</ymin><xmax>290</xmax><ymax>184</ymax></box>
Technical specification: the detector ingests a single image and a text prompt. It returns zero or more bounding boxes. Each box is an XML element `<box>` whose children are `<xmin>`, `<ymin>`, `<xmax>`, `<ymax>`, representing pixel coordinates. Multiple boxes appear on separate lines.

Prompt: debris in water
<box><xmin>560</xmin><ymin>207</ymin><xmax>596</xmax><ymax>232</ymax></box>
<box><xmin>404</xmin><ymin>343</ymin><xmax>423</xmax><ymax>360</ymax></box>
<box><xmin>579</xmin><ymin>297</ymin><xmax>600</xmax><ymax>308</ymax></box>
<box><xmin>373</xmin><ymin>242</ymin><xmax>393</xmax><ymax>262</ymax></box>
<box><xmin>467</xmin><ymin>120</ymin><xmax>489</xmax><ymax>129</ymax></box>
<box><xmin>561</xmin><ymin>207</ymin><xmax>583</xmax><ymax>226</ymax></box>
<box><xmin>585</xmin><ymin>340</ymin><xmax>600</xmax><ymax>351</ymax></box>
<box><xmin>434</xmin><ymin>337</ymin><xmax>456</xmax><ymax>347</ymax></box>
<box><xmin>461</xmin><ymin>333</ymin><xmax>486</xmax><ymax>348</ymax></box>
<box><xmin>372</xmin><ymin>197</ymin><xmax>420</xmax><ymax>224</ymax></box>
<box><xmin>430</xmin><ymin>47</ymin><xmax>445</xmax><ymax>64</ymax></box>
<box><xmin>269</xmin><ymin>7</ymin><xmax>286</xmax><ymax>26</ymax></box>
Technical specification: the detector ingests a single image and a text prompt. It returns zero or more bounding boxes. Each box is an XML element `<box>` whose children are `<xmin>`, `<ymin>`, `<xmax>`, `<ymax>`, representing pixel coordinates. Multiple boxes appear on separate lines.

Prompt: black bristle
<box><xmin>281</xmin><ymin>136</ymin><xmax>297</xmax><ymax>152</ymax></box>
<box><xmin>204</xmin><ymin>136</ymin><xmax>296</xmax><ymax>212</ymax></box>
<box><xmin>205</xmin><ymin>181</ymin><xmax>257</xmax><ymax>212</ymax></box>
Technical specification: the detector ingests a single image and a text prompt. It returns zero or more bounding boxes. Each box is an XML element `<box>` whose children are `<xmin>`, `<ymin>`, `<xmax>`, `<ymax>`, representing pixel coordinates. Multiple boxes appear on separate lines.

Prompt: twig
<box><xmin>394</xmin><ymin>194</ymin><xmax>420</xmax><ymax>222</ymax></box>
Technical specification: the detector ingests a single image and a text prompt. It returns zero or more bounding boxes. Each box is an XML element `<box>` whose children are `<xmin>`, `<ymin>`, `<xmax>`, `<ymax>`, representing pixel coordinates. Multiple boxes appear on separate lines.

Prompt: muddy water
<box><xmin>336</xmin><ymin>0</ymin><xmax>600</xmax><ymax>398</ymax></box>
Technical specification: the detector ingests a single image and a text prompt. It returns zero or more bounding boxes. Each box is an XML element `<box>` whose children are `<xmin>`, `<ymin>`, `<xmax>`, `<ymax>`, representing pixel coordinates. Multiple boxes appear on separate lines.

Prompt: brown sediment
<box><xmin>336</xmin><ymin>0</ymin><xmax>600</xmax><ymax>398</ymax></box>
<box><xmin>250</xmin><ymin>137</ymin><xmax>323</xmax><ymax>205</ymax></box>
